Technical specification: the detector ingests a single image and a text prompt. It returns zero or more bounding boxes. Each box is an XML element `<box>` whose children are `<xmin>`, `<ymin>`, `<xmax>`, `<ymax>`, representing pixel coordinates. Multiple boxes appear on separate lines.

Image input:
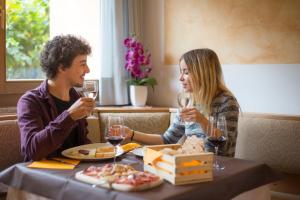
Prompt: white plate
<box><xmin>131</xmin><ymin>147</ymin><xmax>144</xmax><ymax>157</ymax></box>
<box><xmin>62</xmin><ymin>143</ymin><xmax>123</xmax><ymax>161</ymax></box>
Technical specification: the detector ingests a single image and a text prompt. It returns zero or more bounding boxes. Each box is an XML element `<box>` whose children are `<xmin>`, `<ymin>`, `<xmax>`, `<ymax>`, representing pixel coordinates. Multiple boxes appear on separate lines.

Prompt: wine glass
<box><xmin>176</xmin><ymin>92</ymin><xmax>192</xmax><ymax>125</ymax></box>
<box><xmin>105</xmin><ymin>115</ymin><xmax>125</xmax><ymax>166</ymax></box>
<box><xmin>82</xmin><ymin>80</ymin><xmax>98</xmax><ymax>117</ymax></box>
<box><xmin>207</xmin><ymin>115</ymin><xmax>228</xmax><ymax>170</ymax></box>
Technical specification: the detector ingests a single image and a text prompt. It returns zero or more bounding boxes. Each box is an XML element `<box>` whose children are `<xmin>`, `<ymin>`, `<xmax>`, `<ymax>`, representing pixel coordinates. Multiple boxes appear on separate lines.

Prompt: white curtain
<box><xmin>99</xmin><ymin>0</ymin><xmax>142</xmax><ymax>105</ymax></box>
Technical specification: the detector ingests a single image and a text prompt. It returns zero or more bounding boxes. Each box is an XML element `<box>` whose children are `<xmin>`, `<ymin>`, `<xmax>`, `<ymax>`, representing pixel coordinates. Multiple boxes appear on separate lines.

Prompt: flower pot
<box><xmin>130</xmin><ymin>85</ymin><xmax>148</xmax><ymax>107</ymax></box>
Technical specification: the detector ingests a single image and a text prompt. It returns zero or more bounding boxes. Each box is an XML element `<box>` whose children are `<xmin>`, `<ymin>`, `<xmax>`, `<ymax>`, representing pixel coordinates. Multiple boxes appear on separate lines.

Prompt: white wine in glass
<box><xmin>177</xmin><ymin>92</ymin><xmax>192</xmax><ymax>125</ymax></box>
<box><xmin>83</xmin><ymin>80</ymin><xmax>98</xmax><ymax>100</ymax></box>
<box><xmin>82</xmin><ymin>80</ymin><xmax>98</xmax><ymax>117</ymax></box>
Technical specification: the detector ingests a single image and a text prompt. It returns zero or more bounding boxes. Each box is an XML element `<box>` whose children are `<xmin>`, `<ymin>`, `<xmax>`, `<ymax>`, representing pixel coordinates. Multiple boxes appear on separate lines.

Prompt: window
<box><xmin>6</xmin><ymin>0</ymin><xmax>49</xmax><ymax>80</ymax></box>
<box><xmin>0</xmin><ymin>0</ymin><xmax>101</xmax><ymax>94</ymax></box>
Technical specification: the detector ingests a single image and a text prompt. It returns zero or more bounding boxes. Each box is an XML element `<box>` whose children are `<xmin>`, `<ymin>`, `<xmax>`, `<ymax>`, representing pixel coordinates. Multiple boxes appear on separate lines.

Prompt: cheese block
<box><xmin>95</xmin><ymin>146</ymin><xmax>115</xmax><ymax>158</ymax></box>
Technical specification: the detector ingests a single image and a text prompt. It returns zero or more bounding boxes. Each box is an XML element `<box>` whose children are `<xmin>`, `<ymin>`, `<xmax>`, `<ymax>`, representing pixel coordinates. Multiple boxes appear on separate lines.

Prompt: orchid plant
<box><xmin>124</xmin><ymin>36</ymin><xmax>157</xmax><ymax>90</ymax></box>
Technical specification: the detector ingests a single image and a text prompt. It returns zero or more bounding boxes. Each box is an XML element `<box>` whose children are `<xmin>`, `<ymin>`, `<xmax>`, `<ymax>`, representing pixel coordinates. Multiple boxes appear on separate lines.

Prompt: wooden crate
<box><xmin>144</xmin><ymin>144</ymin><xmax>213</xmax><ymax>185</ymax></box>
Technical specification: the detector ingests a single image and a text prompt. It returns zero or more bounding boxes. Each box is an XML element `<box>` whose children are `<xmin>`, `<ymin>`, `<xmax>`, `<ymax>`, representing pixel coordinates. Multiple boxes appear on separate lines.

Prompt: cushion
<box><xmin>0</xmin><ymin>120</ymin><xmax>23</xmax><ymax>171</ymax></box>
<box><xmin>235</xmin><ymin>115</ymin><xmax>300</xmax><ymax>175</ymax></box>
<box><xmin>98</xmin><ymin>113</ymin><xmax>170</xmax><ymax>142</ymax></box>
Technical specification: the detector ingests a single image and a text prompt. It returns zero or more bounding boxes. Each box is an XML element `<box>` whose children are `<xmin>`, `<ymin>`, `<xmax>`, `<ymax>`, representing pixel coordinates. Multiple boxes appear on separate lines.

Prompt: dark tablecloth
<box><xmin>0</xmin><ymin>154</ymin><xmax>282</xmax><ymax>200</ymax></box>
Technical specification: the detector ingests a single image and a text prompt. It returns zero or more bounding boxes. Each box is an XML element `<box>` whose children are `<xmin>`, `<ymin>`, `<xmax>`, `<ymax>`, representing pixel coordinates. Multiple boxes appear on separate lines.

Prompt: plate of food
<box><xmin>75</xmin><ymin>163</ymin><xmax>163</xmax><ymax>191</ymax></box>
<box><xmin>62</xmin><ymin>143</ymin><xmax>123</xmax><ymax>161</ymax></box>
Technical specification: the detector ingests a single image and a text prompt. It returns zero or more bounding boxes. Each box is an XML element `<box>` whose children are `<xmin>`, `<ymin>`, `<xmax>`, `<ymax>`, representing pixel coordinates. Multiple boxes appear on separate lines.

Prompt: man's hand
<box><xmin>67</xmin><ymin>97</ymin><xmax>96</xmax><ymax>120</ymax></box>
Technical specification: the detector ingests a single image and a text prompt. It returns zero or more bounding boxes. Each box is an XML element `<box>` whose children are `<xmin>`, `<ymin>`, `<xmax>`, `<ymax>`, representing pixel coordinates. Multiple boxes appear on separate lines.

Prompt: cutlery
<box><xmin>49</xmin><ymin>158</ymin><xmax>78</xmax><ymax>167</ymax></box>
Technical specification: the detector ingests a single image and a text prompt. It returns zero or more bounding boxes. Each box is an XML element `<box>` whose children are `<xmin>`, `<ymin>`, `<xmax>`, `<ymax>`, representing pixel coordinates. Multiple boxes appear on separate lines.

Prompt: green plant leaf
<box><xmin>127</xmin><ymin>77</ymin><xmax>158</xmax><ymax>91</ymax></box>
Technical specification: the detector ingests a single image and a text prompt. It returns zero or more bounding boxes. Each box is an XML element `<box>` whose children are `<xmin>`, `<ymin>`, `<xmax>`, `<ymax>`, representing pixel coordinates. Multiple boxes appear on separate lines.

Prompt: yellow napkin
<box><xmin>27</xmin><ymin>157</ymin><xmax>80</xmax><ymax>170</ymax></box>
<box><xmin>121</xmin><ymin>142</ymin><xmax>141</xmax><ymax>152</ymax></box>
<box><xmin>144</xmin><ymin>148</ymin><xmax>163</xmax><ymax>166</ymax></box>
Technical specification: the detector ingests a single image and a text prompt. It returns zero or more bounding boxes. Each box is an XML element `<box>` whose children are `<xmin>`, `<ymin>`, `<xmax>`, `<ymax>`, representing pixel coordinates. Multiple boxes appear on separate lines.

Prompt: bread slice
<box><xmin>180</xmin><ymin>135</ymin><xmax>205</xmax><ymax>154</ymax></box>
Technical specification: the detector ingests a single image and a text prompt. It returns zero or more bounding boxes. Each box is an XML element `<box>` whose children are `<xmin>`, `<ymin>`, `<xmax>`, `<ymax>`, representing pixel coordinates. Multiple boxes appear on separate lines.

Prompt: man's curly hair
<box><xmin>40</xmin><ymin>35</ymin><xmax>91</xmax><ymax>79</ymax></box>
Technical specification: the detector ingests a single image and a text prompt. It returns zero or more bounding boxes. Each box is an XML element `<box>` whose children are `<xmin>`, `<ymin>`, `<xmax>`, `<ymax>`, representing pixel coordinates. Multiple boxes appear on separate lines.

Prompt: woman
<box><xmin>124</xmin><ymin>48</ymin><xmax>239</xmax><ymax>157</ymax></box>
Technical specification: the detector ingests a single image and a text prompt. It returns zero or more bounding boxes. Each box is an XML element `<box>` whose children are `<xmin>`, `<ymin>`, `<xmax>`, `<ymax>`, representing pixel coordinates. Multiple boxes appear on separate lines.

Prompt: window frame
<box><xmin>0</xmin><ymin>0</ymin><xmax>42</xmax><ymax>95</ymax></box>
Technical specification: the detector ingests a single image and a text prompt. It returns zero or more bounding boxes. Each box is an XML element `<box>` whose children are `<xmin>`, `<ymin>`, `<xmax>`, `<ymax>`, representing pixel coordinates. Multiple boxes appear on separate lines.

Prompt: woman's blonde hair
<box><xmin>180</xmin><ymin>48</ymin><xmax>232</xmax><ymax>115</ymax></box>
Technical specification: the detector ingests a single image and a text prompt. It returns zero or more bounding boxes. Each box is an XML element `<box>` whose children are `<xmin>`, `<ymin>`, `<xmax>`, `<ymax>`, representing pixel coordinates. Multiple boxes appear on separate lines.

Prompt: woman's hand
<box><xmin>181</xmin><ymin>109</ymin><xmax>223</xmax><ymax>137</ymax></box>
<box><xmin>180</xmin><ymin>107</ymin><xmax>206</xmax><ymax>124</ymax></box>
<box><xmin>123</xmin><ymin>126</ymin><xmax>134</xmax><ymax>140</ymax></box>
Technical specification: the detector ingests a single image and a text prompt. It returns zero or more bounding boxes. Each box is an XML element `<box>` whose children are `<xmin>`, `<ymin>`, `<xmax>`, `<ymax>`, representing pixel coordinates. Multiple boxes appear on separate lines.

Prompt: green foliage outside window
<box><xmin>6</xmin><ymin>0</ymin><xmax>49</xmax><ymax>79</ymax></box>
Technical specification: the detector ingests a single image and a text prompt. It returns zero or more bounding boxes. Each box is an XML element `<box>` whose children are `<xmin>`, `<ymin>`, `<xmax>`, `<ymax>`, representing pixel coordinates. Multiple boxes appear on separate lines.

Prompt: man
<box><xmin>17</xmin><ymin>35</ymin><xmax>95</xmax><ymax>161</ymax></box>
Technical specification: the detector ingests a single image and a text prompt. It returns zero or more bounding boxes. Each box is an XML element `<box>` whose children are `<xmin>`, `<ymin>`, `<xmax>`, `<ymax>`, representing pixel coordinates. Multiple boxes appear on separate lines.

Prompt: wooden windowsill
<box><xmin>0</xmin><ymin>114</ymin><xmax>17</xmax><ymax>121</ymax></box>
<box><xmin>241</xmin><ymin>112</ymin><xmax>300</xmax><ymax>121</ymax></box>
<box><xmin>94</xmin><ymin>106</ymin><xmax>175</xmax><ymax>113</ymax></box>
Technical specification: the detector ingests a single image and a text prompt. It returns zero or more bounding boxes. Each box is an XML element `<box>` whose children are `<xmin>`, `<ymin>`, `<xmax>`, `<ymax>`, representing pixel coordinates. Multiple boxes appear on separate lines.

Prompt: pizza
<box><xmin>75</xmin><ymin>164</ymin><xmax>163</xmax><ymax>191</ymax></box>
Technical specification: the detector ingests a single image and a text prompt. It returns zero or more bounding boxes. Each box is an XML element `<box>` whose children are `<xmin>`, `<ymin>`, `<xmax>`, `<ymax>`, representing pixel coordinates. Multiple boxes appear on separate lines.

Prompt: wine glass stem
<box><xmin>113</xmin><ymin>146</ymin><xmax>117</xmax><ymax>166</ymax></box>
<box><xmin>178</xmin><ymin>108</ymin><xmax>184</xmax><ymax>125</ymax></box>
<box><xmin>214</xmin><ymin>146</ymin><xmax>219</xmax><ymax>167</ymax></box>
<box><xmin>89</xmin><ymin>110</ymin><xmax>93</xmax><ymax>118</ymax></box>
<box><xmin>88</xmin><ymin>109</ymin><xmax>97</xmax><ymax>118</ymax></box>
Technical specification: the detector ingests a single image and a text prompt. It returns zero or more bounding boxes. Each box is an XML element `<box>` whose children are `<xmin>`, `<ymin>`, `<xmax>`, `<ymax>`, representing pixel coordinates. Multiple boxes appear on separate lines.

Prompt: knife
<box><xmin>49</xmin><ymin>158</ymin><xmax>78</xmax><ymax>167</ymax></box>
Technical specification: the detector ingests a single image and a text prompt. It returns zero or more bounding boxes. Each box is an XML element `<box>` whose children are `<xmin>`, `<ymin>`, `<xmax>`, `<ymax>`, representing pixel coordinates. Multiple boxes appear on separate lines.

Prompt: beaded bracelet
<box><xmin>130</xmin><ymin>130</ymin><xmax>135</xmax><ymax>141</ymax></box>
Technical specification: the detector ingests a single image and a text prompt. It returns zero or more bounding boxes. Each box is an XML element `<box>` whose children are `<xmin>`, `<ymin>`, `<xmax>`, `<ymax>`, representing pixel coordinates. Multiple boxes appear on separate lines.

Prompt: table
<box><xmin>0</xmin><ymin>154</ymin><xmax>281</xmax><ymax>200</ymax></box>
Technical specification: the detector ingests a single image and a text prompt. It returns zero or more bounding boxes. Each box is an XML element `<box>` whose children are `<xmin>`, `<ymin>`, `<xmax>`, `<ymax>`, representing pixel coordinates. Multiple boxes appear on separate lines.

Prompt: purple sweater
<box><xmin>17</xmin><ymin>80</ymin><xmax>91</xmax><ymax>161</ymax></box>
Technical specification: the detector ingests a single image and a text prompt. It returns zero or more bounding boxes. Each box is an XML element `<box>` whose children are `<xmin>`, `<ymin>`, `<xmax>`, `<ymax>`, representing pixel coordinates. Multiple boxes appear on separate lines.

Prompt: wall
<box><xmin>0</xmin><ymin>94</ymin><xmax>21</xmax><ymax>107</ymax></box>
<box><xmin>50</xmin><ymin>0</ymin><xmax>101</xmax><ymax>80</ymax></box>
<box><xmin>164</xmin><ymin>0</ymin><xmax>300</xmax><ymax>64</ymax></box>
<box><xmin>143</xmin><ymin>0</ymin><xmax>300</xmax><ymax>115</ymax></box>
